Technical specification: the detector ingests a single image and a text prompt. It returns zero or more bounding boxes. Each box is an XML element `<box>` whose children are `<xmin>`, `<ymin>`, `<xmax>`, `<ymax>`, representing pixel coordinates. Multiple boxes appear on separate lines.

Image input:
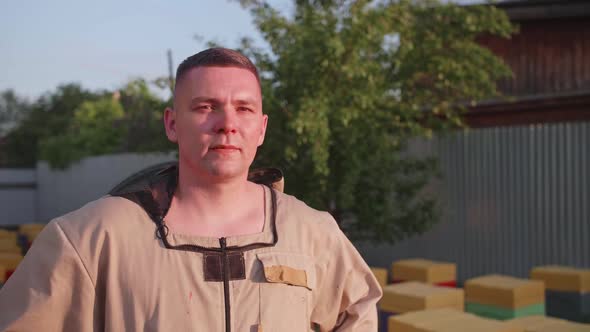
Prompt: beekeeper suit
<box><xmin>0</xmin><ymin>47</ymin><xmax>382</xmax><ymax>332</ymax></box>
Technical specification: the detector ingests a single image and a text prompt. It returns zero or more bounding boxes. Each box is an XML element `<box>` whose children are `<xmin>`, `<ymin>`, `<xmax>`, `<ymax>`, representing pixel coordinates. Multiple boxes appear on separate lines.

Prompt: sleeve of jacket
<box><xmin>310</xmin><ymin>213</ymin><xmax>383</xmax><ymax>332</ymax></box>
<box><xmin>0</xmin><ymin>219</ymin><xmax>97</xmax><ymax>332</ymax></box>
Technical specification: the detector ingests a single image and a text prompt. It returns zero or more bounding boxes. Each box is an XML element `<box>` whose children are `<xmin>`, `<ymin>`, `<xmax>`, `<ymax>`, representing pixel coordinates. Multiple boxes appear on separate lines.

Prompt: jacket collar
<box><xmin>109</xmin><ymin>162</ymin><xmax>279</xmax><ymax>252</ymax></box>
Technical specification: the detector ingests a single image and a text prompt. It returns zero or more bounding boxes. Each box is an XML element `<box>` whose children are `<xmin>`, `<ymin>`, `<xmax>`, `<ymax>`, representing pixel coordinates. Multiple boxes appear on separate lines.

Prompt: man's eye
<box><xmin>196</xmin><ymin>105</ymin><xmax>213</xmax><ymax>111</ymax></box>
<box><xmin>238</xmin><ymin>107</ymin><xmax>253</xmax><ymax>112</ymax></box>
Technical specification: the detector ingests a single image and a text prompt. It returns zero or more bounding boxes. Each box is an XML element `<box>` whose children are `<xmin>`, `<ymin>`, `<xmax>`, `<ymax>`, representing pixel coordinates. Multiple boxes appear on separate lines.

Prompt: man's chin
<box><xmin>179</xmin><ymin>159</ymin><xmax>249</xmax><ymax>182</ymax></box>
<box><xmin>206</xmin><ymin>166</ymin><xmax>246</xmax><ymax>181</ymax></box>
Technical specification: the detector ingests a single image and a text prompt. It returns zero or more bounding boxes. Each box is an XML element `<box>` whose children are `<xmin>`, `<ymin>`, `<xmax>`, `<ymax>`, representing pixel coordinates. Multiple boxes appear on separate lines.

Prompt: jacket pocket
<box><xmin>256</xmin><ymin>252</ymin><xmax>315</xmax><ymax>332</ymax></box>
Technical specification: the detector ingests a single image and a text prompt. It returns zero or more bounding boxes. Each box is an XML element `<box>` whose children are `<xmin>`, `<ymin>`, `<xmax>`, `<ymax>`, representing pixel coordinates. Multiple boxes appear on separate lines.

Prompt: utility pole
<box><xmin>167</xmin><ymin>49</ymin><xmax>174</xmax><ymax>95</ymax></box>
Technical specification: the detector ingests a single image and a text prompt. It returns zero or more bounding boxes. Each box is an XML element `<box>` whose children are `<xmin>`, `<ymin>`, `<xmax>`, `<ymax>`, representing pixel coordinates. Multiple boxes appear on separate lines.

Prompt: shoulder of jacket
<box><xmin>53</xmin><ymin>195</ymin><xmax>146</xmax><ymax>235</ymax></box>
<box><xmin>274</xmin><ymin>190</ymin><xmax>339</xmax><ymax>232</ymax></box>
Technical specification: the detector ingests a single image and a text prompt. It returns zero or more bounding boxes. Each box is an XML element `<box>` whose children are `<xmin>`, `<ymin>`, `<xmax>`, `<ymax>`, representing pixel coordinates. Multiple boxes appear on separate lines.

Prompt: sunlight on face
<box><xmin>165</xmin><ymin>66</ymin><xmax>267</xmax><ymax>181</ymax></box>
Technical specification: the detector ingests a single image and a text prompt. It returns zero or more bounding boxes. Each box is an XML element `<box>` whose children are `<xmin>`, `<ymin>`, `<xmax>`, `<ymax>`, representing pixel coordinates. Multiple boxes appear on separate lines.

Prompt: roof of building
<box><xmin>489</xmin><ymin>0</ymin><xmax>590</xmax><ymax>21</ymax></box>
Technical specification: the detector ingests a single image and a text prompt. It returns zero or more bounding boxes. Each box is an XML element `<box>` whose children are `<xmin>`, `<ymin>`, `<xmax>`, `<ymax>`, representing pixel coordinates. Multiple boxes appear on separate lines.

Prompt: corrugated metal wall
<box><xmin>358</xmin><ymin>121</ymin><xmax>590</xmax><ymax>282</ymax></box>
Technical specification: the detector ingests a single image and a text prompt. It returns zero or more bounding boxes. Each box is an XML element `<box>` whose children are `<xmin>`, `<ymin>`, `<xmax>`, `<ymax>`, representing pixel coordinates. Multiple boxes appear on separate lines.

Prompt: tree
<box><xmin>237</xmin><ymin>0</ymin><xmax>514</xmax><ymax>243</ymax></box>
<box><xmin>117</xmin><ymin>79</ymin><xmax>172</xmax><ymax>153</ymax></box>
<box><xmin>39</xmin><ymin>95</ymin><xmax>127</xmax><ymax>168</ymax></box>
<box><xmin>0</xmin><ymin>90</ymin><xmax>31</xmax><ymax>137</ymax></box>
<box><xmin>1</xmin><ymin>80</ymin><xmax>173</xmax><ymax>169</ymax></box>
<box><xmin>0</xmin><ymin>84</ymin><xmax>101</xmax><ymax>167</ymax></box>
<box><xmin>39</xmin><ymin>79</ymin><xmax>173</xmax><ymax>168</ymax></box>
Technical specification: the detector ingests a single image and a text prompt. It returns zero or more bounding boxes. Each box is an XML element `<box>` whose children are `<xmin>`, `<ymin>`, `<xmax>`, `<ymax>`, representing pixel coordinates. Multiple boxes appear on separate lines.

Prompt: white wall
<box><xmin>0</xmin><ymin>169</ymin><xmax>37</xmax><ymax>225</ymax></box>
<box><xmin>36</xmin><ymin>152</ymin><xmax>176</xmax><ymax>221</ymax></box>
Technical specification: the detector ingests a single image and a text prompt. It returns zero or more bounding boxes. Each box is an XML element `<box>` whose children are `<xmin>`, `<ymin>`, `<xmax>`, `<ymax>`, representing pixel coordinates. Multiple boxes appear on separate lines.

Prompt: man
<box><xmin>0</xmin><ymin>48</ymin><xmax>382</xmax><ymax>331</ymax></box>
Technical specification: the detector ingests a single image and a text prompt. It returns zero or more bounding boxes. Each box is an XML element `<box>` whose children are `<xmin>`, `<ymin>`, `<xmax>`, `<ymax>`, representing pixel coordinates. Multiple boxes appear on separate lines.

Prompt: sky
<box><xmin>0</xmin><ymin>0</ymin><xmax>480</xmax><ymax>100</ymax></box>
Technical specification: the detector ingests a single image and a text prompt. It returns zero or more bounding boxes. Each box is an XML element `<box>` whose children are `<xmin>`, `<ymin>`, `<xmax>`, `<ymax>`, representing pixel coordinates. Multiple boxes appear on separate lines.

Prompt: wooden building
<box><xmin>465</xmin><ymin>0</ymin><xmax>590</xmax><ymax>127</ymax></box>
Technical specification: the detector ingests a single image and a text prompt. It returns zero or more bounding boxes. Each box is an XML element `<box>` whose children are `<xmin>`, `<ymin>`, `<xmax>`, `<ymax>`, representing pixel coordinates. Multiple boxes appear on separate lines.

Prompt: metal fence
<box><xmin>358</xmin><ymin>121</ymin><xmax>590</xmax><ymax>282</ymax></box>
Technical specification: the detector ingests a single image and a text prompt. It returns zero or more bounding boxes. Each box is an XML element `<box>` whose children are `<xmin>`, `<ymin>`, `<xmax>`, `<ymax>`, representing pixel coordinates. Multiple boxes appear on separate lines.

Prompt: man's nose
<box><xmin>213</xmin><ymin>106</ymin><xmax>237</xmax><ymax>134</ymax></box>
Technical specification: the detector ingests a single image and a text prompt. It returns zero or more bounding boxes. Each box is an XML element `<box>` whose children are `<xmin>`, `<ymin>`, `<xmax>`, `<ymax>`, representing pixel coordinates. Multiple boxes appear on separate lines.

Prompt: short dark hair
<box><xmin>175</xmin><ymin>48</ymin><xmax>260</xmax><ymax>90</ymax></box>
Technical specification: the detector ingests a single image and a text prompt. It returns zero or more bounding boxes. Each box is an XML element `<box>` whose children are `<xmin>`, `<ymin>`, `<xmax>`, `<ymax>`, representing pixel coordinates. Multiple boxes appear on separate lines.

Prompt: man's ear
<box><xmin>163</xmin><ymin>107</ymin><xmax>178</xmax><ymax>143</ymax></box>
<box><xmin>257</xmin><ymin>114</ymin><xmax>268</xmax><ymax>146</ymax></box>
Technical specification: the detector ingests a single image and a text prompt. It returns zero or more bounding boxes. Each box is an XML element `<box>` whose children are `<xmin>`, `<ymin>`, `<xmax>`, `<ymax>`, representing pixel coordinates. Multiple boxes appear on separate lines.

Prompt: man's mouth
<box><xmin>210</xmin><ymin>144</ymin><xmax>240</xmax><ymax>151</ymax></box>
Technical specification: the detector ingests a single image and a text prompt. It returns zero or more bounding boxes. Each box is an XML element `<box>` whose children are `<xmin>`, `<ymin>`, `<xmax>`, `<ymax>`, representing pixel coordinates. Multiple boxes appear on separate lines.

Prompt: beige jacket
<box><xmin>0</xmin><ymin>168</ymin><xmax>381</xmax><ymax>332</ymax></box>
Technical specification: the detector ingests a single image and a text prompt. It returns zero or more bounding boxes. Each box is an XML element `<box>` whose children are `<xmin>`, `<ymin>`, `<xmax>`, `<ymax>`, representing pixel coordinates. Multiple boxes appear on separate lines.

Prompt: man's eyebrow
<box><xmin>233</xmin><ymin>98</ymin><xmax>258</xmax><ymax>106</ymax></box>
<box><xmin>189</xmin><ymin>97</ymin><xmax>259</xmax><ymax>107</ymax></box>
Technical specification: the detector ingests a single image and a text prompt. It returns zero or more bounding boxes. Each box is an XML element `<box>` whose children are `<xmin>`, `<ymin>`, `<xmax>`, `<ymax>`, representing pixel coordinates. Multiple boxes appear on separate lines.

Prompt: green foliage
<box><xmin>39</xmin><ymin>97</ymin><xmax>126</xmax><ymax>168</ymax></box>
<box><xmin>117</xmin><ymin>79</ymin><xmax>172</xmax><ymax>153</ymax></box>
<box><xmin>0</xmin><ymin>84</ymin><xmax>100</xmax><ymax>167</ymax></box>
<box><xmin>1</xmin><ymin>80</ymin><xmax>174</xmax><ymax>169</ymax></box>
<box><xmin>0</xmin><ymin>90</ymin><xmax>31</xmax><ymax>137</ymax></box>
<box><xmin>239</xmin><ymin>0</ymin><xmax>515</xmax><ymax>243</ymax></box>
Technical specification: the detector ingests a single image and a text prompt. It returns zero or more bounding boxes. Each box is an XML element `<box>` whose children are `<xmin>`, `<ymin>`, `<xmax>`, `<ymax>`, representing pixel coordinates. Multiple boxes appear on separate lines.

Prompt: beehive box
<box><xmin>531</xmin><ymin>266</ymin><xmax>590</xmax><ymax>293</ymax></box>
<box><xmin>0</xmin><ymin>229</ymin><xmax>18</xmax><ymax>241</ymax></box>
<box><xmin>388</xmin><ymin>308</ymin><xmax>465</xmax><ymax>332</ymax></box>
<box><xmin>392</xmin><ymin>259</ymin><xmax>456</xmax><ymax>285</ymax></box>
<box><xmin>371</xmin><ymin>267</ymin><xmax>388</xmax><ymax>289</ymax></box>
<box><xmin>530</xmin><ymin>266</ymin><xmax>590</xmax><ymax>322</ymax></box>
<box><xmin>19</xmin><ymin>224</ymin><xmax>45</xmax><ymax>244</ymax></box>
<box><xmin>544</xmin><ymin>290</ymin><xmax>590</xmax><ymax>322</ymax></box>
<box><xmin>0</xmin><ymin>253</ymin><xmax>24</xmax><ymax>281</ymax></box>
<box><xmin>0</xmin><ymin>265</ymin><xmax>6</xmax><ymax>284</ymax></box>
<box><xmin>379</xmin><ymin>282</ymin><xmax>463</xmax><ymax>332</ymax></box>
<box><xmin>465</xmin><ymin>275</ymin><xmax>545</xmax><ymax>320</ymax></box>
<box><xmin>389</xmin><ymin>308</ymin><xmax>525</xmax><ymax>332</ymax></box>
<box><xmin>507</xmin><ymin>315</ymin><xmax>590</xmax><ymax>331</ymax></box>
<box><xmin>0</xmin><ymin>237</ymin><xmax>21</xmax><ymax>254</ymax></box>
<box><xmin>380</xmin><ymin>281</ymin><xmax>464</xmax><ymax>314</ymax></box>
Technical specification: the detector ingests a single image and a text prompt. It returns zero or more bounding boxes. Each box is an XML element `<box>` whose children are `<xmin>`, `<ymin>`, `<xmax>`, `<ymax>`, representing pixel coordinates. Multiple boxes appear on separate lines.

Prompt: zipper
<box><xmin>220</xmin><ymin>237</ymin><xmax>231</xmax><ymax>332</ymax></box>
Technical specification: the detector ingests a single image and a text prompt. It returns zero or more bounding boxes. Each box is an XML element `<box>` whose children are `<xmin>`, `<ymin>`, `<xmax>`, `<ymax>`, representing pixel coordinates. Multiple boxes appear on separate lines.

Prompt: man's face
<box><xmin>164</xmin><ymin>66</ymin><xmax>267</xmax><ymax>181</ymax></box>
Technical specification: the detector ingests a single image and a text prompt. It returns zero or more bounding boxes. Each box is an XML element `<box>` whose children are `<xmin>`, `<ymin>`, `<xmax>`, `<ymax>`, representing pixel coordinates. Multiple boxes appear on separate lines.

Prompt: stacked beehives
<box><xmin>0</xmin><ymin>229</ymin><xmax>23</xmax><ymax>286</ymax></box>
<box><xmin>0</xmin><ymin>224</ymin><xmax>45</xmax><ymax>287</ymax></box>
<box><xmin>531</xmin><ymin>266</ymin><xmax>590</xmax><ymax>323</ymax></box>
<box><xmin>379</xmin><ymin>282</ymin><xmax>463</xmax><ymax>331</ymax></box>
<box><xmin>465</xmin><ymin>275</ymin><xmax>545</xmax><ymax>320</ymax></box>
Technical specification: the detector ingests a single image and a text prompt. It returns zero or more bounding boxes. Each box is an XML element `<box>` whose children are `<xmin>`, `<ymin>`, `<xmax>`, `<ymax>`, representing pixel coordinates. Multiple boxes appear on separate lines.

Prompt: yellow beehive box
<box><xmin>0</xmin><ymin>265</ymin><xmax>6</xmax><ymax>283</ymax></box>
<box><xmin>19</xmin><ymin>223</ymin><xmax>45</xmax><ymax>233</ymax></box>
<box><xmin>0</xmin><ymin>238</ymin><xmax>21</xmax><ymax>254</ymax></box>
<box><xmin>465</xmin><ymin>275</ymin><xmax>545</xmax><ymax>309</ymax></box>
<box><xmin>434</xmin><ymin>317</ymin><xmax>524</xmax><ymax>332</ymax></box>
<box><xmin>507</xmin><ymin>315</ymin><xmax>566</xmax><ymax>329</ymax></box>
<box><xmin>380</xmin><ymin>281</ymin><xmax>464</xmax><ymax>314</ymax></box>
<box><xmin>0</xmin><ymin>229</ymin><xmax>18</xmax><ymax>241</ymax></box>
<box><xmin>371</xmin><ymin>267</ymin><xmax>388</xmax><ymax>288</ymax></box>
<box><xmin>0</xmin><ymin>246</ymin><xmax>22</xmax><ymax>254</ymax></box>
<box><xmin>388</xmin><ymin>308</ymin><xmax>466</xmax><ymax>332</ymax></box>
<box><xmin>507</xmin><ymin>315</ymin><xmax>590</xmax><ymax>332</ymax></box>
<box><xmin>389</xmin><ymin>308</ymin><xmax>524</xmax><ymax>332</ymax></box>
<box><xmin>392</xmin><ymin>259</ymin><xmax>456</xmax><ymax>284</ymax></box>
<box><xmin>0</xmin><ymin>253</ymin><xmax>24</xmax><ymax>271</ymax></box>
<box><xmin>26</xmin><ymin>229</ymin><xmax>43</xmax><ymax>243</ymax></box>
<box><xmin>531</xmin><ymin>321</ymin><xmax>590</xmax><ymax>332</ymax></box>
<box><xmin>530</xmin><ymin>265</ymin><xmax>590</xmax><ymax>293</ymax></box>
<box><xmin>0</xmin><ymin>237</ymin><xmax>18</xmax><ymax>248</ymax></box>
<box><xmin>19</xmin><ymin>224</ymin><xmax>45</xmax><ymax>243</ymax></box>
